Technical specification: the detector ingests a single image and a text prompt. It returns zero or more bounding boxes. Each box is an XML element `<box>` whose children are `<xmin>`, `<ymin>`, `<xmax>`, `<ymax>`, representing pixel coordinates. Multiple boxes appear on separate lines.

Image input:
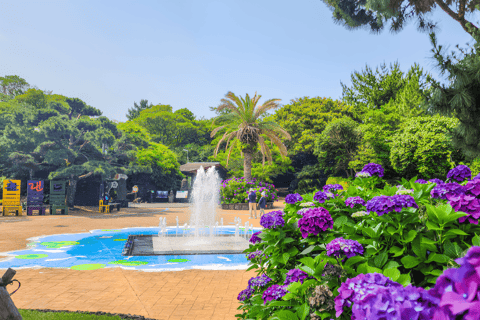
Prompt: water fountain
<box><xmin>124</xmin><ymin>166</ymin><xmax>253</xmax><ymax>256</ymax></box>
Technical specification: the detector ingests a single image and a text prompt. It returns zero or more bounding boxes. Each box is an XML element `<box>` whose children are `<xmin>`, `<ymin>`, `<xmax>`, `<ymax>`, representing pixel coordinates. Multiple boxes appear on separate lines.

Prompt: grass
<box><xmin>19</xmin><ymin>309</ymin><xmax>126</xmax><ymax>320</ymax></box>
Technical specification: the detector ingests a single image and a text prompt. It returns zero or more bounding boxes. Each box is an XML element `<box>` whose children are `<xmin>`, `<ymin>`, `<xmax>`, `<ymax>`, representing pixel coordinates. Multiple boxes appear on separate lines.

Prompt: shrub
<box><xmin>220</xmin><ymin>177</ymin><xmax>278</xmax><ymax>204</ymax></box>
<box><xmin>237</xmin><ymin>163</ymin><xmax>480</xmax><ymax>320</ymax></box>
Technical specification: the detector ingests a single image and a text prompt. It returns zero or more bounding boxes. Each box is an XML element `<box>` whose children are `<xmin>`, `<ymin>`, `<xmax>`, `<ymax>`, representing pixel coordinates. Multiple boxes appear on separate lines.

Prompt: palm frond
<box><xmin>263</xmin><ymin>132</ymin><xmax>288</xmax><ymax>157</ymax></box>
<box><xmin>224</xmin><ymin>131</ymin><xmax>238</xmax><ymax>152</ymax></box>
<box><xmin>214</xmin><ymin>130</ymin><xmax>232</xmax><ymax>157</ymax></box>
<box><xmin>226</xmin><ymin>139</ymin><xmax>238</xmax><ymax>167</ymax></box>
<box><xmin>217</xmin><ymin>99</ymin><xmax>244</xmax><ymax>118</ymax></box>
<box><xmin>254</xmin><ymin>98</ymin><xmax>281</xmax><ymax>119</ymax></box>
<box><xmin>225</xmin><ymin>91</ymin><xmax>247</xmax><ymax>115</ymax></box>
<box><xmin>257</xmin><ymin>135</ymin><xmax>273</xmax><ymax>165</ymax></box>
<box><xmin>210</xmin><ymin>125</ymin><xmax>227</xmax><ymax>138</ymax></box>
<box><xmin>259</xmin><ymin>122</ymin><xmax>292</xmax><ymax>140</ymax></box>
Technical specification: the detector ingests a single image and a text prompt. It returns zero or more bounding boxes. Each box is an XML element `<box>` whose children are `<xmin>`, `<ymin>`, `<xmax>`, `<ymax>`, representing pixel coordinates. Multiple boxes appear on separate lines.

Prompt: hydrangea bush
<box><xmin>220</xmin><ymin>177</ymin><xmax>278</xmax><ymax>204</ymax></box>
<box><xmin>237</xmin><ymin>163</ymin><xmax>480</xmax><ymax>320</ymax></box>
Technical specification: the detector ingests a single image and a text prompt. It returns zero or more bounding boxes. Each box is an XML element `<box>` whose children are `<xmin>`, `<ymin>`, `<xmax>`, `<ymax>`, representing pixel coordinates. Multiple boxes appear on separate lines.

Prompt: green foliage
<box><xmin>19</xmin><ymin>309</ymin><xmax>124</xmax><ymax>319</ymax></box>
<box><xmin>126</xmin><ymin>99</ymin><xmax>153</xmax><ymax>121</ymax></box>
<box><xmin>314</xmin><ymin>117</ymin><xmax>362</xmax><ymax>178</ymax></box>
<box><xmin>0</xmin><ymin>75</ymin><xmax>29</xmax><ymax>96</ymax></box>
<box><xmin>340</xmin><ymin>62</ymin><xmax>435</xmax><ymax>178</ymax></box>
<box><xmin>239</xmin><ymin>163</ymin><xmax>480</xmax><ymax>319</ymax></box>
<box><xmin>210</xmin><ymin>91</ymin><xmax>291</xmax><ymax>180</ymax></box>
<box><xmin>273</xmin><ymin>97</ymin><xmax>354</xmax><ymax>155</ymax></box>
<box><xmin>428</xmin><ymin>29</ymin><xmax>480</xmax><ymax>159</ymax></box>
<box><xmin>133</xmin><ymin>104</ymin><xmax>210</xmax><ymax>148</ymax></box>
<box><xmin>389</xmin><ymin>115</ymin><xmax>459</xmax><ymax>179</ymax></box>
<box><xmin>320</xmin><ymin>0</ymin><xmax>479</xmax><ymax>37</ymax></box>
<box><xmin>220</xmin><ymin>177</ymin><xmax>278</xmax><ymax>204</ymax></box>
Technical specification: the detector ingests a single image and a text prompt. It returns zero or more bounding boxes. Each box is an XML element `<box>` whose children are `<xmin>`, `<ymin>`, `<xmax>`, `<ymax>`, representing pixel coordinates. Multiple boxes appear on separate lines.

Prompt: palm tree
<box><xmin>211</xmin><ymin>91</ymin><xmax>291</xmax><ymax>180</ymax></box>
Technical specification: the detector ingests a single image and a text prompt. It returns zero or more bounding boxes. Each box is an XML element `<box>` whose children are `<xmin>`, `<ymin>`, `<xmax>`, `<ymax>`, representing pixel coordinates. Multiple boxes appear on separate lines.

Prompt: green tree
<box><xmin>427</xmin><ymin>30</ymin><xmax>480</xmax><ymax>159</ymax></box>
<box><xmin>210</xmin><ymin>91</ymin><xmax>291</xmax><ymax>180</ymax></box>
<box><xmin>273</xmin><ymin>97</ymin><xmax>355</xmax><ymax>154</ymax></box>
<box><xmin>389</xmin><ymin>115</ymin><xmax>461</xmax><ymax>179</ymax></box>
<box><xmin>320</xmin><ymin>0</ymin><xmax>479</xmax><ymax>36</ymax></box>
<box><xmin>133</xmin><ymin>105</ymin><xmax>209</xmax><ymax>148</ymax></box>
<box><xmin>0</xmin><ymin>75</ymin><xmax>29</xmax><ymax>96</ymax></box>
<box><xmin>314</xmin><ymin>117</ymin><xmax>363</xmax><ymax>178</ymax></box>
<box><xmin>126</xmin><ymin>99</ymin><xmax>153</xmax><ymax>121</ymax></box>
<box><xmin>341</xmin><ymin>62</ymin><xmax>434</xmax><ymax>178</ymax></box>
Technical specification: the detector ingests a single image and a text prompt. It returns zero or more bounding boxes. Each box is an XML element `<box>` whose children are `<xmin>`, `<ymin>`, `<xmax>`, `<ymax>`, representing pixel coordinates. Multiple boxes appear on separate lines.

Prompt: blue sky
<box><xmin>0</xmin><ymin>0</ymin><xmax>477</xmax><ymax>122</ymax></box>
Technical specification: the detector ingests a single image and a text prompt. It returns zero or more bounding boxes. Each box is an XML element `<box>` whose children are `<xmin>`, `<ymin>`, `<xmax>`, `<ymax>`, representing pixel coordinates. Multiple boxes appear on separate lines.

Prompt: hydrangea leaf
<box><xmin>269</xmin><ymin>301</ymin><xmax>295</xmax><ymax>307</ymax></box>
<box><xmin>382</xmin><ymin>267</ymin><xmax>401</xmax><ymax>281</ymax></box>
<box><xmin>345</xmin><ymin>256</ymin><xmax>365</xmax><ymax>267</ymax></box>
<box><xmin>374</xmin><ymin>252</ymin><xmax>388</xmax><ymax>268</ymax></box>
<box><xmin>473</xmin><ymin>234</ymin><xmax>480</xmax><ymax>246</ymax></box>
<box><xmin>396</xmin><ymin>273</ymin><xmax>411</xmax><ymax>286</ymax></box>
<box><xmin>401</xmin><ymin>255</ymin><xmax>420</xmax><ymax>268</ymax></box>
<box><xmin>444</xmin><ymin>229</ymin><xmax>468</xmax><ymax>237</ymax></box>
<box><xmin>384</xmin><ymin>261</ymin><xmax>401</xmax><ymax>269</ymax></box>
<box><xmin>403</xmin><ymin>230</ymin><xmax>417</xmax><ymax>243</ymax></box>
<box><xmin>295</xmin><ymin>303</ymin><xmax>310</xmax><ymax>320</ymax></box>
<box><xmin>426</xmin><ymin>253</ymin><xmax>450</xmax><ymax>264</ymax></box>
<box><xmin>299</xmin><ymin>257</ymin><xmax>315</xmax><ymax>270</ymax></box>
<box><xmin>273</xmin><ymin>310</ymin><xmax>299</xmax><ymax>320</ymax></box>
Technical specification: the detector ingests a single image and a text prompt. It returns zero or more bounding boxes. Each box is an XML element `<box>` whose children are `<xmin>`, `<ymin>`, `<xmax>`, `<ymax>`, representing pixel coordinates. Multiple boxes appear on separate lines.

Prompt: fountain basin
<box><xmin>124</xmin><ymin>234</ymin><xmax>250</xmax><ymax>256</ymax></box>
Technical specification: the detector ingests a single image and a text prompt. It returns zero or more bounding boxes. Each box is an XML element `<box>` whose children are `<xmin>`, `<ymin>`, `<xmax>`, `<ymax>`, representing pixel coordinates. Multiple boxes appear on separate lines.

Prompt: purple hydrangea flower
<box><xmin>415</xmin><ymin>179</ymin><xmax>428</xmax><ymax>184</ymax></box>
<box><xmin>237</xmin><ymin>287</ymin><xmax>254</xmax><ymax>301</ymax></box>
<box><xmin>447</xmin><ymin>193</ymin><xmax>480</xmax><ymax>224</ymax></box>
<box><xmin>284</xmin><ymin>269</ymin><xmax>310</xmax><ymax>285</ymax></box>
<box><xmin>313</xmin><ymin>191</ymin><xmax>329</xmax><ymax>203</ymax></box>
<box><xmin>366</xmin><ymin>195</ymin><xmax>418</xmax><ymax>216</ymax></box>
<box><xmin>297</xmin><ymin>207</ymin><xmax>333</xmax><ymax>238</ymax></box>
<box><xmin>474</xmin><ymin>173</ymin><xmax>480</xmax><ymax>180</ymax></box>
<box><xmin>260</xmin><ymin>211</ymin><xmax>285</xmax><ymax>229</ymax></box>
<box><xmin>285</xmin><ymin>193</ymin><xmax>303</xmax><ymax>204</ymax></box>
<box><xmin>447</xmin><ymin>164</ymin><xmax>472</xmax><ymax>182</ymax></box>
<box><xmin>249</xmin><ymin>231</ymin><xmax>262</xmax><ymax>244</ymax></box>
<box><xmin>297</xmin><ymin>208</ymin><xmax>309</xmax><ymax>216</ymax></box>
<box><xmin>345</xmin><ymin>196</ymin><xmax>366</xmax><ymax>208</ymax></box>
<box><xmin>262</xmin><ymin>284</ymin><xmax>289</xmax><ymax>304</ymax></box>
<box><xmin>431</xmin><ymin>182</ymin><xmax>466</xmax><ymax>200</ymax></box>
<box><xmin>428</xmin><ymin>246</ymin><xmax>480</xmax><ymax>319</ymax></box>
<box><xmin>323</xmin><ymin>184</ymin><xmax>343</xmax><ymax>193</ymax></box>
<box><xmin>335</xmin><ymin>273</ymin><xmax>403</xmax><ymax>318</ymax></box>
<box><xmin>428</xmin><ymin>178</ymin><xmax>444</xmax><ymax>185</ymax></box>
<box><xmin>465</xmin><ymin>179</ymin><xmax>480</xmax><ymax>197</ymax></box>
<box><xmin>247</xmin><ymin>250</ymin><xmax>266</xmax><ymax>260</ymax></box>
<box><xmin>326</xmin><ymin>237</ymin><xmax>364</xmax><ymax>259</ymax></box>
<box><xmin>334</xmin><ymin>273</ymin><xmax>440</xmax><ymax>319</ymax></box>
<box><xmin>361</xmin><ymin>163</ymin><xmax>384</xmax><ymax>178</ymax></box>
<box><xmin>248</xmin><ymin>274</ymin><xmax>272</xmax><ymax>289</ymax></box>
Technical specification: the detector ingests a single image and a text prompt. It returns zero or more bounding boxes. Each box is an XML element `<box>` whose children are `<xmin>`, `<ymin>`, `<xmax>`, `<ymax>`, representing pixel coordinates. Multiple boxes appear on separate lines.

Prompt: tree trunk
<box><xmin>67</xmin><ymin>174</ymin><xmax>78</xmax><ymax>208</ymax></box>
<box><xmin>67</xmin><ymin>172</ymin><xmax>94</xmax><ymax>207</ymax></box>
<box><xmin>29</xmin><ymin>169</ymin><xmax>34</xmax><ymax>180</ymax></box>
<box><xmin>243</xmin><ymin>150</ymin><xmax>253</xmax><ymax>180</ymax></box>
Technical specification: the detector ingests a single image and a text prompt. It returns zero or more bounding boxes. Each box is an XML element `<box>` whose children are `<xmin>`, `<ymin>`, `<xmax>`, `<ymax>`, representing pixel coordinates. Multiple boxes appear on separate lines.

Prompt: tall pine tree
<box><xmin>427</xmin><ymin>25</ymin><xmax>480</xmax><ymax>159</ymax></box>
<box><xmin>126</xmin><ymin>99</ymin><xmax>153</xmax><ymax>120</ymax></box>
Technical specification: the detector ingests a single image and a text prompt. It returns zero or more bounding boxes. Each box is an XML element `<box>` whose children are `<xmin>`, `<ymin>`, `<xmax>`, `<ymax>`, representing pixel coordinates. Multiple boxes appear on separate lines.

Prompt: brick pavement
<box><xmin>0</xmin><ymin>202</ymin><xmax>284</xmax><ymax>319</ymax></box>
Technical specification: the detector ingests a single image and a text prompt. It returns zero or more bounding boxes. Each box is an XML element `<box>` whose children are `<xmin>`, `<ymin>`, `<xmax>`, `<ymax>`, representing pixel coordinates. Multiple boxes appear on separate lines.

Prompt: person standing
<box><xmin>248</xmin><ymin>188</ymin><xmax>257</xmax><ymax>219</ymax></box>
<box><xmin>258</xmin><ymin>191</ymin><xmax>266</xmax><ymax>217</ymax></box>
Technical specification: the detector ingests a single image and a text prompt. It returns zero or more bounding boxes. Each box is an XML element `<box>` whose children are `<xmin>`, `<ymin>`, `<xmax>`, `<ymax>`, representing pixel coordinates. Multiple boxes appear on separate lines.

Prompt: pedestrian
<box><xmin>248</xmin><ymin>188</ymin><xmax>257</xmax><ymax>219</ymax></box>
<box><xmin>258</xmin><ymin>191</ymin><xmax>266</xmax><ymax>217</ymax></box>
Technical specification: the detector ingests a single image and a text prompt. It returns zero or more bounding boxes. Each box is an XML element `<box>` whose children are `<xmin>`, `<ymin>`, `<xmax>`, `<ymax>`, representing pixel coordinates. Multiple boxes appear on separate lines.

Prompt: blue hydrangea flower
<box><xmin>345</xmin><ymin>196</ymin><xmax>366</xmax><ymax>208</ymax></box>
<box><xmin>313</xmin><ymin>191</ymin><xmax>329</xmax><ymax>203</ymax></box>
<box><xmin>260</xmin><ymin>211</ymin><xmax>285</xmax><ymax>229</ymax></box>
<box><xmin>284</xmin><ymin>269</ymin><xmax>310</xmax><ymax>285</ymax></box>
<box><xmin>237</xmin><ymin>288</ymin><xmax>254</xmax><ymax>301</ymax></box>
<box><xmin>447</xmin><ymin>165</ymin><xmax>472</xmax><ymax>182</ymax></box>
<box><xmin>323</xmin><ymin>184</ymin><xmax>343</xmax><ymax>193</ymax></box>
<box><xmin>326</xmin><ymin>237</ymin><xmax>364</xmax><ymax>259</ymax></box>
<box><xmin>428</xmin><ymin>178</ymin><xmax>444</xmax><ymax>185</ymax></box>
<box><xmin>262</xmin><ymin>284</ymin><xmax>289</xmax><ymax>304</ymax></box>
<box><xmin>415</xmin><ymin>179</ymin><xmax>428</xmax><ymax>184</ymax></box>
<box><xmin>361</xmin><ymin>163</ymin><xmax>384</xmax><ymax>178</ymax></box>
<box><xmin>285</xmin><ymin>193</ymin><xmax>303</xmax><ymax>204</ymax></box>
<box><xmin>249</xmin><ymin>231</ymin><xmax>262</xmax><ymax>244</ymax></box>
<box><xmin>248</xmin><ymin>274</ymin><xmax>272</xmax><ymax>289</ymax></box>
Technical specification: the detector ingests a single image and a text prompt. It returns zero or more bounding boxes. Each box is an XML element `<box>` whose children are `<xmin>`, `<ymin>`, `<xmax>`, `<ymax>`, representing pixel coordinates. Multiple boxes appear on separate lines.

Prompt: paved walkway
<box><xmin>0</xmin><ymin>202</ymin><xmax>283</xmax><ymax>319</ymax></box>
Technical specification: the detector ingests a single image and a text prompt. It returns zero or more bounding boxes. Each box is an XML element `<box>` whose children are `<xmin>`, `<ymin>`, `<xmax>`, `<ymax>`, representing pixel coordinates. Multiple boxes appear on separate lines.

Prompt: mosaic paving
<box><xmin>0</xmin><ymin>226</ymin><xmax>259</xmax><ymax>271</ymax></box>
